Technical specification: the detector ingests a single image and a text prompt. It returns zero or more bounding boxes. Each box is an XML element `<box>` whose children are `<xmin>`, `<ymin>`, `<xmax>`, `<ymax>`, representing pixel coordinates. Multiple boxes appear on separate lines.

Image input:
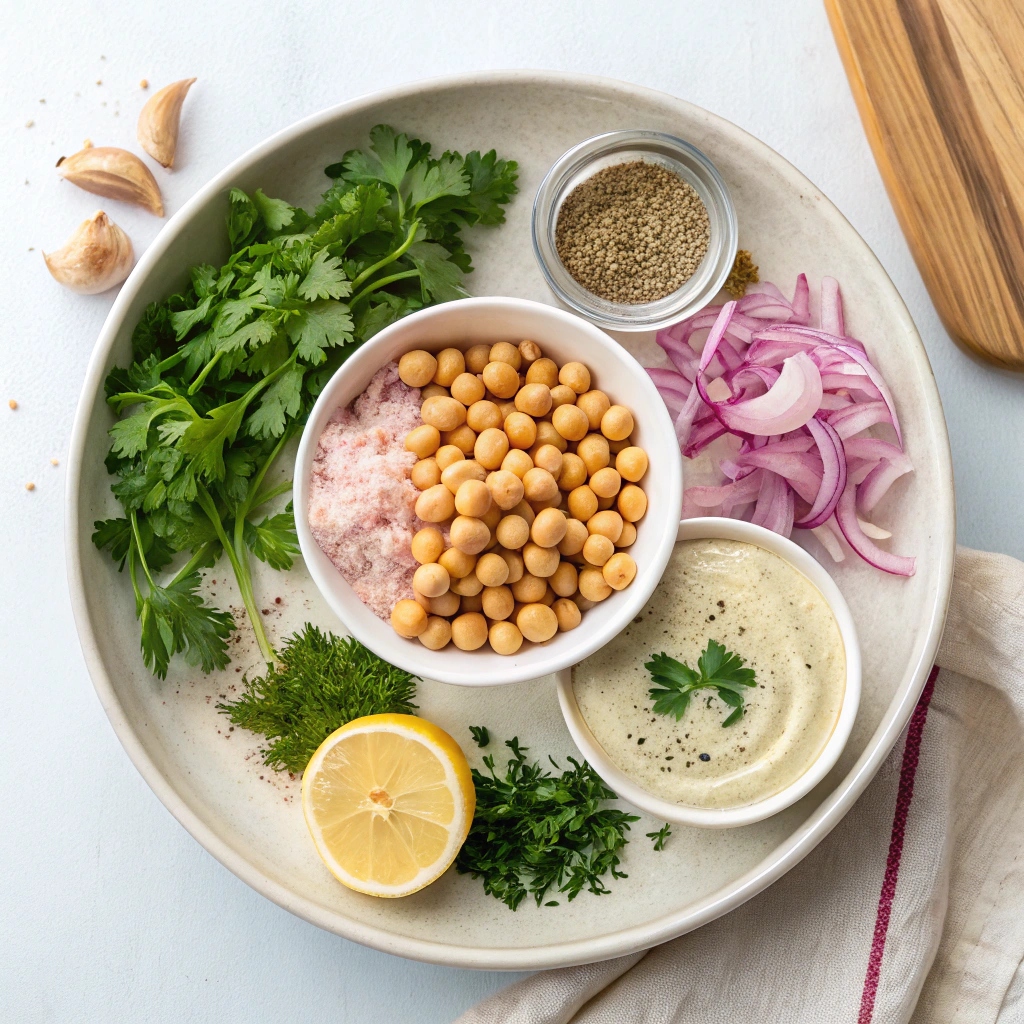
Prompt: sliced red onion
<box><xmin>713</xmin><ymin>352</ymin><xmax>823</xmax><ymax>435</ymax></box>
<box><xmin>750</xmin><ymin>471</ymin><xmax>795</xmax><ymax>536</ymax></box>
<box><xmin>827</xmin><ymin>400</ymin><xmax>892</xmax><ymax>439</ymax></box>
<box><xmin>835</xmin><ymin>483</ymin><xmax>915</xmax><ymax>576</ymax></box>
<box><xmin>834</xmin><ymin>342</ymin><xmax>903</xmax><ymax>447</ymax></box>
<box><xmin>857</xmin><ymin>454</ymin><xmax>914</xmax><ymax>512</ymax></box>
<box><xmin>790</xmin><ymin>273</ymin><xmax>811</xmax><ymax>325</ymax></box>
<box><xmin>820</xmin><ymin>277</ymin><xmax>845</xmax><ymax>336</ymax></box>
<box><xmin>794</xmin><ymin>417</ymin><xmax>847</xmax><ymax>529</ymax></box>
<box><xmin>858</xmin><ymin>518</ymin><xmax>892</xmax><ymax>540</ymax></box>
<box><xmin>811</xmin><ymin>521</ymin><xmax>846</xmax><ymax>562</ymax></box>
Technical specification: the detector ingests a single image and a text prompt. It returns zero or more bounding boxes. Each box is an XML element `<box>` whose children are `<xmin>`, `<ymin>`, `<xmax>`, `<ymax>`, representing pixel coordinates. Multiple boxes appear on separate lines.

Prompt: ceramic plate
<box><xmin>66</xmin><ymin>71</ymin><xmax>954</xmax><ymax>970</ymax></box>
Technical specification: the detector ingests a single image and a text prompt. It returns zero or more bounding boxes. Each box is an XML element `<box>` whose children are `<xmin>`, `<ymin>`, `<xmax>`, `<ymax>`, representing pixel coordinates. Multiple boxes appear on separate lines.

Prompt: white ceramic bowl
<box><xmin>556</xmin><ymin>517</ymin><xmax>862</xmax><ymax>828</ymax></box>
<box><xmin>293</xmin><ymin>296</ymin><xmax>683</xmax><ymax>686</ymax></box>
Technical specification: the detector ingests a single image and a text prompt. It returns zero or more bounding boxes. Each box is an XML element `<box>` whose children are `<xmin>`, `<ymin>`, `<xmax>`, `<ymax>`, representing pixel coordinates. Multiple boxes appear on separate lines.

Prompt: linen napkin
<box><xmin>457</xmin><ymin>546</ymin><xmax>1024</xmax><ymax>1024</ymax></box>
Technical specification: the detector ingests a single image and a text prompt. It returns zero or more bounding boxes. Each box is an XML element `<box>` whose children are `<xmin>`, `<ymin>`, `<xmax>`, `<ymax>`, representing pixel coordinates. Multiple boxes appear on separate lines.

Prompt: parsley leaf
<box><xmin>468</xmin><ymin>725</ymin><xmax>490</xmax><ymax>748</ymax></box>
<box><xmin>646</xmin><ymin>823</ymin><xmax>672</xmax><ymax>851</ymax></box>
<box><xmin>243</xmin><ymin>503</ymin><xmax>299</xmax><ymax>571</ymax></box>
<box><xmin>646</xmin><ymin>640</ymin><xmax>757</xmax><ymax>727</ymax></box>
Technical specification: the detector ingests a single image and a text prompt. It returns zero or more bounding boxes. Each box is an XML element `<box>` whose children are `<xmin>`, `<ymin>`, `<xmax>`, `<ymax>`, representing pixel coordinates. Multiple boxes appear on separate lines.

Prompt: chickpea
<box><xmin>454</xmin><ymin>479</ymin><xmax>492</xmax><ymax>518</ymax></box>
<box><xmin>549</xmin><ymin>384</ymin><xmax>577</xmax><ymax>409</ymax></box>
<box><xmin>534</xmin><ymin>420</ymin><xmax>567</xmax><ymax>452</ymax></box>
<box><xmin>441</xmin><ymin>459</ymin><xmax>486</xmax><ymax>494</ymax></box>
<box><xmin>596</xmin><ymin>493</ymin><xmax>616</xmax><ymax>512</ymax></box>
<box><xmin>451</xmin><ymin>372</ymin><xmax>485</xmax><ymax>406</ymax></box>
<box><xmin>430</xmin><ymin>445</ymin><xmax>461</xmax><ymax>473</ymax></box>
<box><xmin>450</xmin><ymin>571</ymin><xmax>484</xmax><ymax>597</ymax></box>
<box><xmin>504</xmin><ymin>411</ymin><xmax>537</xmax><ymax>450</ymax></box>
<box><xmin>525</xmin><ymin>357</ymin><xmax>559</xmax><ymax>387</ymax></box>
<box><xmin>515</xmin><ymin>383</ymin><xmax>552</xmax><ymax>418</ymax></box>
<box><xmin>552</xmin><ymin>597</ymin><xmax>582</xmax><ymax>632</ymax></box>
<box><xmin>603</xmin><ymin>552</ymin><xmax>637</xmax><ymax>591</ymax></box>
<box><xmin>405</xmin><ymin>424</ymin><xmax>440</xmax><ymax>459</ymax></box>
<box><xmin>498</xmin><ymin>547</ymin><xmax>525</xmax><ymax>584</ymax></box>
<box><xmin>418</xmin><ymin>616</ymin><xmax>452</xmax><ymax>651</ymax></box>
<box><xmin>463</xmin><ymin>592</ymin><xmax>487</xmax><ymax>614</ymax></box>
<box><xmin>487</xmin><ymin>341</ymin><xmax>521</xmax><ymax>370</ymax></box>
<box><xmin>617</xmin><ymin>484</ymin><xmax>648</xmax><ymax>522</ymax></box>
<box><xmin>486</xmin><ymin>469</ymin><xmax>525</xmax><ymax>511</ymax></box>
<box><xmin>567</xmin><ymin>484</ymin><xmax>598</xmax><ymax>522</ymax></box>
<box><xmin>488</xmin><ymin>620</ymin><xmax>523</xmax><ymax>656</ymax></box>
<box><xmin>481</xmin><ymin>585</ymin><xmax>514</xmax><ymax>621</ymax></box>
<box><xmin>411</xmin><ymin>527</ymin><xmax>445</xmax><ymax>565</ymax></box>
<box><xmin>551</xmin><ymin>403</ymin><xmax>589</xmax><ymax>442</ymax></box>
<box><xmin>511</xmin><ymin>572</ymin><xmax>547</xmax><ymax>604</ymax></box>
<box><xmin>466</xmin><ymin>399</ymin><xmax>501</xmax><ymax>433</ymax></box>
<box><xmin>578</xmin><ymin>567</ymin><xmax>613</xmax><ymax>603</ymax></box>
<box><xmin>523</xmin><ymin>542</ymin><xmax>560</xmax><ymax>578</ymax></box>
<box><xmin>421</xmin><ymin>395</ymin><xmax>466</xmax><ymax>432</ymax></box>
<box><xmin>615</xmin><ymin>446</ymin><xmax>648</xmax><ymax>481</ymax></box>
<box><xmin>496</xmin><ymin>399</ymin><xmax>518</xmax><ymax>422</ymax></box>
<box><xmin>532</xmin><ymin>444</ymin><xmax>563</xmax><ymax>477</ymax></box>
<box><xmin>608</xmin><ymin>435</ymin><xmax>632</xmax><ymax>454</ymax></box>
<box><xmin>451</xmin><ymin>612</ymin><xmax>488</xmax><ymax>651</ymax></box>
<box><xmin>601</xmin><ymin>405</ymin><xmax>634</xmax><ymax>441</ymax></box>
<box><xmin>517</xmin><ymin>603</ymin><xmax>558</xmax><ymax>643</ymax></box>
<box><xmin>465</xmin><ymin>343</ymin><xmax>491</xmax><ymax>374</ymax></box>
<box><xmin>558</xmin><ymin>361</ymin><xmax>592</xmax><ymax>395</ymax></box>
<box><xmin>391</xmin><ymin>599</ymin><xmax>428</xmax><ymax>638</ymax></box>
<box><xmin>482</xmin><ymin>360</ymin><xmax>520</xmax><ymax>399</ymax></box>
<box><xmin>541</xmin><ymin>586</ymin><xmax>557</xmax><ymax>607</ymax></box>
<box><xmin>427</xmin><ymin>590</ymin><xmax>461</xmax><ymax>617</ymax></box>
<box><xmin>398</xmin><ymin>350</ymin><xmax>437</xmax><ymax>388</ymax></box>
<box><xmin>468</xmin><ymin>427</ymin><xmax>506</xmax><ymax>471</ymax></box>
<box><xmin>530</xmin><ymin>507</ymin><xmax>568</xmax><ymax>548</ymax></box>
<box><xmin>501</xmin><ymin>449</ymin><xmax>533</xmax><ymax>479</ymax></box>
<box><xmin>476</xmin><ymin>551</ymin><xmax>510</xmax><ymax>588</ymax></box>
<box><xmin>441</xmin><ymin>424</ymin><xmax>477</xmax><ymax>454</ymax></box>
<box><xmin>573</xmin><ymin>593</ymin><xmax>597</xmax><ymax>612</ymax></box>
<box><xmin>433</xmin><ymin>348</ymin><xmax>466</xmax><ymax>387</ymax></box>
<box><xmin>450</xmin><ymin>516</ymin><xmax>490</xmax><ymax>555</ymax></box>
<box><xmin>519</xmin><ymin>339</ymin><xmax>542</xmax><ymax>364</ymax></box>
<box><xmin>510</xmin><ymin>499</ymin><xmax>536</xmax><ymax>526</ymax></box>
<box><xmin>413</xmin><ymin>562</ymin><xmax>450</xmax><ymax>598</ymax></box>
<box><xmin>522</xmin><ymin>467</ymin><xmax>559</xmax><ymax>504</ymax></box>
<box><xmin>583</xmin><ymin>533</ymin><xmax>615</xmax><ymax>567</ymax></box>
<box><xmin>480</xmin><ymin>503</ymin><xmax>503</xmax><ymax>532</ymax></box>
<box><xmin>411</xmin><ymin>458</ymin><xmax>441</xmax><ymax>490</ymax></box>
<box><xmin>577</xmin><ymin>434</ymin><xmax>611</xmax><ymax>475</ymax></box>
<box><xmin>550</xmin><ymin>561</ymin><xmax>578</xmax><ymax>598</ymax></box>
<box><xmin>576</xmin><ymin>390</ymin><xmax>611</xmax><ymax>431</ymax></box>
<box><xmin>617</xmin><ymin>521</ymin><xmax>637</xmax><ymax>548</ymax></box>
<box><xmin>587</xmin><ymin>510</ymin><xmax>624</xmax><ymax>543</ymax></box>
<box><xmin>554</xmin><ymin>453</ymin><xmax>584</xmax><ymax>491</ymax></box>
<box><xmin>495</xmin><ymin>514</ymin><xmax>530</xmax><ymax>550</ymax></box>
<box><xmin>590</xmin><ymin>467</ymin><xmax>621</xmax><ymax>499</ymax></box>
<box><xmin>414</xmin><ymin>484</ymin><xmax>455</xmax><ymax>523</ymax></box>
<box><xmin>557</xmin><ymin>518</ymin><xmax>589</xmax><ymax>557</ymax></box>
<box><xmin>438</xmin><ymin>547</ymin><xmax>477</xmax><ymax>580</ymax></box>
<box><xmin>420</xmin><ymin>383</ymin><xmax>449</xmax><ymax>402</ymax></box>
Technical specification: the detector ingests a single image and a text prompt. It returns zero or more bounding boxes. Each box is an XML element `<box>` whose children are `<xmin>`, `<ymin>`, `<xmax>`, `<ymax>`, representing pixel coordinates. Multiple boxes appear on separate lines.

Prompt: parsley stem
<box><xmin>128</xmin><ymin>511</ymin><xmax>156</xmax><ymax>589</ymax></box>
<box><xmin>188</xmin><ymin>350</ymin><xmax>224</xmax><ymax>395</ymax></box>
<box><xmin>168</xmin><ymin>541</ymin><xmax>219</xmax><ymax>588</ymax></box>
<box><xmin>241</xmin><ymin>426</ymin><xmax>294</xmax><ymax>518</ymax></box>
<box><xmin>350</xmin><ymin>269</ymin><xmax>421</xmax><ymax>308</ymax></box>
<box><xmin>249</xmin><ymin>479</ymin><xmax>292</xmax><ymax>512</ymax></box>
<box><xmin>349</xmin><ymin>219</ymin><xmax>420</xmax><ymax>291</ymax></box>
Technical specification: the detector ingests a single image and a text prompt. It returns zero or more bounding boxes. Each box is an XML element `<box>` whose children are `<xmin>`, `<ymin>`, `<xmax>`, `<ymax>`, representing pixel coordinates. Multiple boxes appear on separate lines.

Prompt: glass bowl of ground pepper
<box><xmin>532</xmin><ymin>130</ymin><xmax>738</xmax><ymax>331</ymax></box>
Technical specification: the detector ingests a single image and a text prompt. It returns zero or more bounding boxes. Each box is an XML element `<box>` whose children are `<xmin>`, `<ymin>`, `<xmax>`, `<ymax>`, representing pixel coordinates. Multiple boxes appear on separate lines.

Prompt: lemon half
<box><xmin>302</xmin><ymin>714</ymin><xmax>475</xmax><ymax>898</ymax></box>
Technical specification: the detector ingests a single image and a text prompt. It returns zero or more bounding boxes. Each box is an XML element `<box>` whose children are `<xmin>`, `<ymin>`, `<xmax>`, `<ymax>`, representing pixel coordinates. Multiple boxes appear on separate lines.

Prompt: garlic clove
<box><xmin>44</xmin><ymin>210</ymin><xmax>134</xmax><ymax>294</ymax></box>
<box><xmin>137</xmin><ymin>77</ymin><xmax>196</xmax><ymax>169</ymax></box>
<box><xmin>56</xmin><ymin>146</ymin><xmax>164</xmax><ymax>216</ymax></box>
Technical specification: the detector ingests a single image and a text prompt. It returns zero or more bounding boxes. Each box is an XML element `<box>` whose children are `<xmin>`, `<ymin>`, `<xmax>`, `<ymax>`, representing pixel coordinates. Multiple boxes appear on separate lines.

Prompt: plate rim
<box><xmin>64</xmin><ymin>69</ymin><xmax>956</xmax><ymax>970</ymax></box>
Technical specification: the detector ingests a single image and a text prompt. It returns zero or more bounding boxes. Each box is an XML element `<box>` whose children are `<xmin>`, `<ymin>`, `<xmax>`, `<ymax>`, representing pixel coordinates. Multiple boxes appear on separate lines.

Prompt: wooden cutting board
<box><xmin>825</xmin><ymin>0</ymin><xmax>1024</xmax><ymax>370</ymax></box>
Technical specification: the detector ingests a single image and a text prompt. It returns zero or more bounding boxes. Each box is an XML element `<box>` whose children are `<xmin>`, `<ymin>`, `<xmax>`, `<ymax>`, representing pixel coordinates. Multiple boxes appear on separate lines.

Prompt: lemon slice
<box><xmin>302</xmin><ymin>713</ymin><xmax>475</xmax><ymax>897</ymax></box>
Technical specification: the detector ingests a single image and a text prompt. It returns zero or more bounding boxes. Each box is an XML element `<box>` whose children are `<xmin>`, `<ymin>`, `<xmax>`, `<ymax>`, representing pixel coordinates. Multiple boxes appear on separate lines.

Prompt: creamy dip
<box><xmin>573</xmin><ymin>538</ymin><xmax>846</xmax><ymax>809</ymax></box>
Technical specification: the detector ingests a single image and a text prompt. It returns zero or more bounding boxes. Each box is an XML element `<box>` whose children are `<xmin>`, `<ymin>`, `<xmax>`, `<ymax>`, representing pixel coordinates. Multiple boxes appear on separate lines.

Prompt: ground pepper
<box><xmin>555</xmin><ymin>160</ymin><xmax>710</xmax><ymax>304</ymax></box>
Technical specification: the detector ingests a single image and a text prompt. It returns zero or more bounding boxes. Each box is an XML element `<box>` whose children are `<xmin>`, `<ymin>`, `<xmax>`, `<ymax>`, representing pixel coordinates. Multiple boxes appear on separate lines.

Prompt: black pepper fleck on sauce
<box><xmin>708</xmin><ymin>614</ymin><xmax>715</xmax><ymax>621</ymax></box>
<box><xmin>637</xmin><ymin>738</ymin><xmax>646</xmax><ymax>745</ymax></box>
<box><xmin>699</xmin><ymin>753</ymin><xmax>711</xmax><ymax>762</ymax></box>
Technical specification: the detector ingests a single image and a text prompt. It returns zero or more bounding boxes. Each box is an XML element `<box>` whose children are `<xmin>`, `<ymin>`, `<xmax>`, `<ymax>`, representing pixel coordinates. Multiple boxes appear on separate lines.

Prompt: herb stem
<box><xmin>350</xmin><ymin>269</ymin><xmax>421</xmax><ymax>307</ymax></box>
<box><xmin>188</xmin><ymin>350</ymin><xmax>224</xmax><ymax>395</ymax></box>
<box><xmin>350</xmin><ymin>218</ymin><xmax>419</xmax><ymax>291</ymax></box>
<box><xmin>168</xmin><ymin>541</ymin><xmax>220</xmax><ymax>588</ymax></box>
<box><xmin>128</xmin><ymin>511</ymin><xmax>155</xmax><ymax>589</ymax></box>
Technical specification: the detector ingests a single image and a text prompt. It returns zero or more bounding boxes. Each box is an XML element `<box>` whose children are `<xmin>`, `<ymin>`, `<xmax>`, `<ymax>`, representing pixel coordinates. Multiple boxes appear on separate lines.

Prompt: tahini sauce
<box><xmin>573</xmin><ymin>538</ymin><xmax>846</xmax><ymax>809</ymax></box>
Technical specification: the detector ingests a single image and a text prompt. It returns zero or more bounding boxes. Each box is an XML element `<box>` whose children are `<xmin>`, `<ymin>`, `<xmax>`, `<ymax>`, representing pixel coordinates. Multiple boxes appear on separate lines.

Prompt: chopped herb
<box><xmin>646</xmin><ymin>640</ymin><xmax>757</xmax><ymax>727</ymax></box>
<box><xmin>646</xmin><ymin>823</ymin><xmax>672</xmax><ymax>851</ymax></box>
<box><xmin>455</xmin><ymin>737</ymin><xmax>639</xmax><ymax>910</ymax></box>
<box><xmin>217</xmin><ymin>626</ymin><xmax>417</xmax><ymax>773</ymax></box>
<box><xmin>468</xmin><ymin>725</ymin><xmax>490</xmax><ymax>748</ymax></box>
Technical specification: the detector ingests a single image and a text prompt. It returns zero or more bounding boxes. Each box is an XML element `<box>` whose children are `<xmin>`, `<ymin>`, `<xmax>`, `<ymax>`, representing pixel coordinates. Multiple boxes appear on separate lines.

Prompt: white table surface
<box><xmin>3</xmin><ymin>1</ymin><xmax>1022</xmax><ymax>1021</ymax></box>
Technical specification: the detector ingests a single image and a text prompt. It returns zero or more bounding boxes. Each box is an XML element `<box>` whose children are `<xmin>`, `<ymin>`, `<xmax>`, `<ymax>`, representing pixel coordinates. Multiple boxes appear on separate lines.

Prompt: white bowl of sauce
<box><xmin>556</xmin><ymin>517</ymin><xmax>861</xmax><ymax>828</ymax></box>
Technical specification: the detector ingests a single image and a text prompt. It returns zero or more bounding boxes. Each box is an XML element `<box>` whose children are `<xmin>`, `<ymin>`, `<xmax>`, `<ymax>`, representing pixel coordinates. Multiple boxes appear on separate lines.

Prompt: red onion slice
<box><xmin>835</xmin><ymin>483</ymin><xmax>916</xmax><ymax>576</ymax></box>
<box><xmin>820</xmin><ymin>276</ymin><xmax>845</xmax><ymax>336</ymax></box>
<box><xmin>714</xmin><ymin>352</ymin><xmax>823</xmax><ymax>435</ymax></box>
<box><xmin>793</xmin><ymin>417</ymin><xmax>847</xmax><ymax>529</ymax></box>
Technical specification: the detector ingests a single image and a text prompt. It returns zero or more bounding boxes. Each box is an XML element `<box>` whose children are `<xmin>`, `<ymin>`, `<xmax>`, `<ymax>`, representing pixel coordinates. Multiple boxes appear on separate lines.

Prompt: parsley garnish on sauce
<box><xmin>646</xmin><ymin>640</ymin><xmax>757</xmax><ymax>728</ymax></box>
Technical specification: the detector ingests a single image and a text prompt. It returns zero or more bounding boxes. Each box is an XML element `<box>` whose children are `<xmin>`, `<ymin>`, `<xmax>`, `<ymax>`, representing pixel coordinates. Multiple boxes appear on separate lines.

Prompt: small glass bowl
<box><xmin>532</xmin><ymin>130</ymin><xmax>738</xmax><ymax>332</ymax></box>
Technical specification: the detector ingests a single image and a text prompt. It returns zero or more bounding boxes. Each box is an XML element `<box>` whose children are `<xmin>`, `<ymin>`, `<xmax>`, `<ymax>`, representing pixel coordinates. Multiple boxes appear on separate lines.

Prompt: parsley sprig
<box><xmin>456</xmin><ymin>737</ymin><xmax>639</xmax><ymax>911</ymax></box>
<box><xmin>646</xmin><ymin>640</ymin><xmax>757</xmax><ymax>727</ymax></box>
<box><xmin>94</xmin><ymin>125</ymin><xmax>517</xmax><ymax>678</ymax></box>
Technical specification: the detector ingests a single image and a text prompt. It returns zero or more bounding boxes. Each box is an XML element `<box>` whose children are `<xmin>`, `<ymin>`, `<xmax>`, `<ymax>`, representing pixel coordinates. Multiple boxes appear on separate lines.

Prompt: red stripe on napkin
<box><xmin>857</xmin><ymin>664</ymin><xmax>939</xmax><ymax>1024</ymax></box>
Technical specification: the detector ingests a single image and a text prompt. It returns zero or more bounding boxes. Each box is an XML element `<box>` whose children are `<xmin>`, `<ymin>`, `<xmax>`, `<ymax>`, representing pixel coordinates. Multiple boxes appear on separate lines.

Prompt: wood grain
<box><xmin>826</xmin><ymin>0</ymin><xmax>1024</xmax><ymax>370</ymax></box>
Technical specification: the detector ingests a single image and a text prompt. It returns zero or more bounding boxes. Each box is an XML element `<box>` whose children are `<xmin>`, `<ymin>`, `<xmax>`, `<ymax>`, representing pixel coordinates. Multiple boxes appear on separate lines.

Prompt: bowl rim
<box><xmin>556</xmin><ymin>517</ymin><xmax>863</xmax><ymax>828</ymax></box>
<box><xmin>63</xmin><ymin>69</ymin><xmax>954</xmax><ymax>970</ymax></box>
<box><xmin>292</xmin><ymin>294</ymin><xmax>683</xmax><ymax>686</ymax></box>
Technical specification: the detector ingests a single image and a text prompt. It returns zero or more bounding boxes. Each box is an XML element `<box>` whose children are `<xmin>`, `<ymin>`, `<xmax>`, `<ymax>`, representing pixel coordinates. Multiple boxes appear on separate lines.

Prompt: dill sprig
<box><xmin>456</xmin><ymin>736</ymin><xmax>639</xmax><ymax>911</ymax></box>
<box><xmin>217</xmin><ymin>625</ymin><xmax>417</xmax><ymax>773</ymax></box>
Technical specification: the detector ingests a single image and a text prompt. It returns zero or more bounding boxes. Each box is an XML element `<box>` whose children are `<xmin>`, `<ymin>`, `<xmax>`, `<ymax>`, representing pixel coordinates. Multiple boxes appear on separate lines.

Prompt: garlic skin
<box><xmin>56</xmin><ymin>146</ymin><xmax>164</xmax><ymax>216</ymax></box>
<box><xmin>137</xmin><ymin>78</ymin><xmax>196</xmax><ymax>169</ymax></box>
<box><xmin>44</xmin><ymin>211</ymin><xmax>134</xmax><ymax>294</ymax></box>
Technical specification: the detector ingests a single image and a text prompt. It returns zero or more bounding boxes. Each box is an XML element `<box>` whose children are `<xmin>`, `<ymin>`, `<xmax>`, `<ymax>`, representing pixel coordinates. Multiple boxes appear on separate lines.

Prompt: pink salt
<box><xmin>307</xmin><ymin>362</ymin><xmax>426</xmax><ymax>621</ymax></box>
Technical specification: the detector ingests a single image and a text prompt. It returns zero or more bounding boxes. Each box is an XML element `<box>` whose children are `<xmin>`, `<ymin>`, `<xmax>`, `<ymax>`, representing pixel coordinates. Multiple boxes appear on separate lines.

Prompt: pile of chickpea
<box><xmin>388</xmin><ymin>339</ymin><xmax>649</xmax><ymax>656</ymax></box>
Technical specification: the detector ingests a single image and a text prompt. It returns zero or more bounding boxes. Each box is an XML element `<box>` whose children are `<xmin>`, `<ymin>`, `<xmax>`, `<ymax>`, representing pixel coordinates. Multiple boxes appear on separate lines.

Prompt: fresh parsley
<box><xmin>646</xmin><ymin>823</ymin><xmax>672</xmax><ymax>851</ymax></box>
<box><xmin>455</xmin><ymin>737</ymin><xmax>639</xmax><ymax>911</ymax></box>
<box><xmin>94</xmin><ymin>125</ymin><xmax>517</xmax><ymax>679</ymax></box>
<box><xmin>646</xmin><ymin>640</ymin><xmax>757</xmax><ymax>727</ymax></box>
<box><xmin>217</xmin><ymin>626</ymin><xmax>417</xmax><ymax>773</ymax></box>
<box><xmin>469</xmin><ymin>725</ymin><xmax>490</xmax><ymax>748</ymax></box>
